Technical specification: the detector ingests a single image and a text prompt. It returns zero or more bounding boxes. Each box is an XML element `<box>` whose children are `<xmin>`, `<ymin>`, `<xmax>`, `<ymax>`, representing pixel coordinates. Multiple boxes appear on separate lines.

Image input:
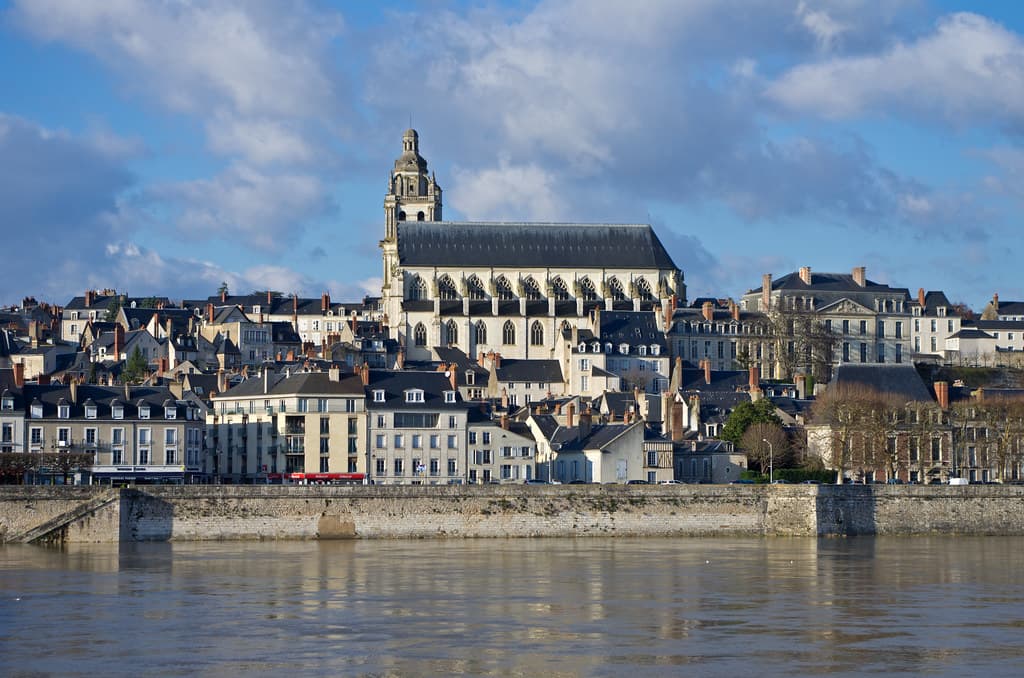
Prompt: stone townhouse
<box><xmin>741</xmin><ymin>266</ymin><xmax>912</xmax><ymax>382</ymax></box>
<box><xmin>366</xmin><ymin>368</ymin><xmax>470</xmax><ymax>485</ymax></box>
<box><xmin>526</xmin><ymin>404</ymin><xmax>646</xmax><ymax>483</ymax></box>
<box><xmin>209</xmin><ymin>367</ymin><xmax>367</xmax><ymax>484</ymax></box>
<box><xmin>909</xmin><ymin>289</ymin><xmax>961</xmax><ymax>359</ymax></box>
<box><xmin>21</xmin><ymin>382</ymin><xmax>204</xmax><ymax>484</ymax></box>
<box><xmin>669</xmin><ymin>298</ymin><xmax>772</xmax><ymax>374</ymax></box>
<box><xmin>378</xmin><ymin>129</ymin><xmax>684</xmax><ymax>363</ymax></box>
<box><xmin>466</xmin><ymin>413</ymin><xmax>537</xmax><ymax>483</ymax></box>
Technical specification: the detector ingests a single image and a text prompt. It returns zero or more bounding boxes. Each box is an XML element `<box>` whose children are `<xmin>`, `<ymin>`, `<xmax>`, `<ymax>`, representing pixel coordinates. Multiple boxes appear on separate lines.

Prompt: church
<box><xmin>380</xmin><ymin>129</ymin><xmax>685</xmax><ymax>362</ymax></box>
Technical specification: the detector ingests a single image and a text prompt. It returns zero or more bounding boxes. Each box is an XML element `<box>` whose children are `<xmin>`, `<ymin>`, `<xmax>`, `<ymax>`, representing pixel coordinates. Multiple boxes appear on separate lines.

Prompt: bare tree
<box><xmin>741</xmin><ymin>422</ymin><xmax>789</xmax><ymax>475</ymax></box>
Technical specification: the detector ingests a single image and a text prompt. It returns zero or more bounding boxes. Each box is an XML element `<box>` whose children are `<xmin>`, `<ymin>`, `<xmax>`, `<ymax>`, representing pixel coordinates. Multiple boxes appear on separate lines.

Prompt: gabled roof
<box><xmin>828</xmin><ymin>364</ymin><xmax>935</xmax><ymax>402</ymax></box>
<box><xmin>496</xmin><ymin>359</ymin><xmax>564</xmax><ymax>384</ymax></box>
<box><xmin>217</xmin><ymin>371</ymin><xmax>364</xmax><ymax>399</ymax></box>
<box><xmin>397</xmin><ymin>222</ymin><xmax>678</xmax><ymax>270</ymax></box>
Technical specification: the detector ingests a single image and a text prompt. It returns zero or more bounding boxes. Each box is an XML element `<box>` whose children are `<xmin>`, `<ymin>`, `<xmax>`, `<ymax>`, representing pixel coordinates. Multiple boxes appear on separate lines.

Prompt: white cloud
<box><xmin>768</xmin><ymin>13</ymin><xmax>1024</xmax><ymax>125</ymax></box>
<box><xmin>450</xmin><ymin>159</ymin><xmax>565</xmax><ymax>221</ymax></box>
<box><xmin>796</xmin><ymin>1</ymin><xmax>848</xmax><ymax>50</ymax></box>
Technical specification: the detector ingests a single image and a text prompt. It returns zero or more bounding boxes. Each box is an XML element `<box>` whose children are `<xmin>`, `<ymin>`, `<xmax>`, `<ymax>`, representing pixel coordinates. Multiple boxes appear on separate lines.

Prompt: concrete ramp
<box><xmin>9</xmin><ymin>489</ymin><xmax>120</xmax><ymax>544</ymax></box>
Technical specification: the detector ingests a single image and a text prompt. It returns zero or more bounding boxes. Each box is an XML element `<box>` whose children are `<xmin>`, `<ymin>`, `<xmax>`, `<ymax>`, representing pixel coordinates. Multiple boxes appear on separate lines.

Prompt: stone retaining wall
<box><xmin>2</xmin><ymin>484</ymin><xmax>1024</xmax><ymax>543</ymax></box>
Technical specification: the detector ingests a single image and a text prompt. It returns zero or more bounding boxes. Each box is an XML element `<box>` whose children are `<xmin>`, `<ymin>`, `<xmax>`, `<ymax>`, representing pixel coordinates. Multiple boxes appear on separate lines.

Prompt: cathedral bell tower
<box><xmin>381</xmin><ymin>129</ymin><xmax>443</xmax><ymax>330</ymax></box>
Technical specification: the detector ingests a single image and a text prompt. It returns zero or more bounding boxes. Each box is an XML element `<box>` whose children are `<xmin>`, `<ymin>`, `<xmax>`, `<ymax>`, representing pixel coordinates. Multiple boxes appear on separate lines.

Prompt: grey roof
<box><xmin>21</xmin><ymin>384</ymin><xmax>192</xmax><ymax>419</ymax></box>
<box><xmin>218</xmin><ymin>371</ymin><xmax>364</xmax><ymax>398</ymax></box>
<box><xmin>496</xmin><ymin>359</ymin><xmax>564</xmax><ymax>384</ymax></box>
<box><xmin>397</xmin><ymin>222</ymin><xmax>678</xmax><ymax>270</ymax></box>
<box><xmin>599</xmin><ymin>311</ymin><xmax>667</xmax><ymax>348</ymax></box>
<box><xmin>366</xmin><ymin>370</ymin><xmax>466</xmax><ymax>411</ymax></box>
<box><xmin>750</xmin><ymin>271</ymin><xmax>909</xmax><ymax>296</ymax></box>
<box><xmin>828</xmin><ymin>364</ymin><xmax>935</xmax><ymax>402</ymax></box>
<box><xmin>950</xmin><ymin>328</ymin><xmax>993</xmax><ymax>339</ymax></box>
<box><xmin>997</xmin><ymin>301</ymin><xmax>1024</xmax><ymax>316</ymax></box>
<box><xmin>921</xmin><ymin>291</ymin><xmax>951</xmax><ymax>312</ymax></box>
<box><xmin>976</xmin><ymin>320</ymin><xmax>1024</xmax><ymax>330</ymax></box>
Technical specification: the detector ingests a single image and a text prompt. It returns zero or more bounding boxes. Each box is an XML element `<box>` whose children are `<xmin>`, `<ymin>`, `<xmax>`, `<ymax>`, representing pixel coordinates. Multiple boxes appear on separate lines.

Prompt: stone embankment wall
<box><xmin>3</xmin><ymin>484</ymin><xmax>1024</xmax><ymax>543</ymax></box>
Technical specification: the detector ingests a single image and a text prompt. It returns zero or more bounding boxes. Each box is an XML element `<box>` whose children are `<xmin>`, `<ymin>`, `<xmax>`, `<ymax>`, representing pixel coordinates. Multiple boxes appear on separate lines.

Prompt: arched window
<box><xmin>417</xmin><ymin>211</ymin><xmax>425</xmax><ymax>221</ymax></box>
<box><xmin>445</xmin><ymin>320</ymin><xmax>458</xmax><ymax>346</ymax></box>
<box><xmin>495</xmin><ymin>276</ymin><xmax>514</xmax><ymax>300</ymax></box>
<box><xmin>606</xmin><ymin>277</ymin><xmax>626</xmax><ymax>301</ymax></box>
<box><xmin>398</xmin><ymin>211</ymin><xmax>407</xmax><ymax>221</ymax></box>
<box><xmin>530</xmin><ymin>321</ymin><xmax>544</xmax><ymax>346</ymax></box>
<box><xmin>502</xmin><ymin>320</ymin><xmax>516</xmax><ymax>345</ymax></box>
<box><xmin>521</xmin><ymin>277</ymin><xmax>543</xmax><ymax>300</ymax></box>
<box><xmin>634</xmin><ymin>278</ymin><xmax>654</xmax><ymax>301</ymax></box>
<box><xmin>560</xmin><ymin>320</ymin><xmax>571</xmax><ymax>336</ymax></box>
<box><xmin>577</xmin><ymin>277</ymin><xmax>598</xmax><ymax>301</ymax></box>
<box><xmin>437</xmin><ymin>275</ymin><xmax>458</xmax><ymax>301</ymax></box>
<box><xmin>474</xmin><ymin>320</ymin><xmax>487</xmax><ymax>346</ymax></box>
<box><xmin>409</xmin><ymin>276</ymin><xmax>427</xmax><ymax>300</ymax></box>
<box><xmin>414</xmin><ymin>323</ymin><xmax>427</xmax><ymax>346</ymax></box>
<box><xmin>466</xmin><ymin>275</ymin><xmax>486</xmax><ymax>300</ymax></box>
<box><xmin>549</xmin><ymin>277</ymin><xmax>570</xmax><ymax>301</ymax></box>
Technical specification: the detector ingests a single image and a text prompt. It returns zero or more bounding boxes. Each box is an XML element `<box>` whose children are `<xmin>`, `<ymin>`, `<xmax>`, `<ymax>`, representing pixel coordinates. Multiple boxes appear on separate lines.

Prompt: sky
<box><xmin>2</xmin><ymin>0</ymin><xmax>1024</xmax><ymax>311</ymax></box>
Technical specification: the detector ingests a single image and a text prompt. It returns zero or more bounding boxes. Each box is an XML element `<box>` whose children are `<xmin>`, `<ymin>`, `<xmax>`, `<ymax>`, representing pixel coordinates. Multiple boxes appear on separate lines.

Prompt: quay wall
<box><xmin>3</xmin><ymin>484</ymin><xmax>1024</xmax><ymax>543</ymax></box>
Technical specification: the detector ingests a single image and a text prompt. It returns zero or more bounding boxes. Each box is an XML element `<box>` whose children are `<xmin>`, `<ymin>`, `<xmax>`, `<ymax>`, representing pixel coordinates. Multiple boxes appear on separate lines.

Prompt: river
<box><xmin>2</xmin><ymin>537</ymin><xmax>1024</xmax><ymax>676</ymax></box>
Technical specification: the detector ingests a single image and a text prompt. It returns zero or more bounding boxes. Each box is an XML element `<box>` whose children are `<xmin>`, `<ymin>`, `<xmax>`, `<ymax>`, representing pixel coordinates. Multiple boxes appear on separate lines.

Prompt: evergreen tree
<box><xmin>721</xmin><ymin>399</ymin><xmax>781</xmax><ymax>445</ymax></box>
<box><xmin>122</xmin><ymin>346</ymin><xmax>148</xmax><ymax>385</ymax></box>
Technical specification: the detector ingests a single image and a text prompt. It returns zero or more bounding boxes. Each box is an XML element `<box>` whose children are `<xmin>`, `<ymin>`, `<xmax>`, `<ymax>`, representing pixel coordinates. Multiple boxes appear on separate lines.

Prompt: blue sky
<box><xmin>2</xmin><ymin>1</ymin><xmax>1024</xmax><ymax>310</ymax></box>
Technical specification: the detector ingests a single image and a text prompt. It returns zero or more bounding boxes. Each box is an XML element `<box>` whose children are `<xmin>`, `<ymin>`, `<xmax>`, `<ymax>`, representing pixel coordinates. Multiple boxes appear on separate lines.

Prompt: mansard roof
<box><xmin>828</xmin><ymin>364</ymin><xmax>935</xmax><ymax>402</ymax></box>
<box><xmin>396</xmin><ymin>222</ymin><xmax>678</xmax><ymax>270</ymax></box>
<box><xmin>751</xmin><ymin>271</ymin><xmax>909</xmax><ymax>296</ymax></box>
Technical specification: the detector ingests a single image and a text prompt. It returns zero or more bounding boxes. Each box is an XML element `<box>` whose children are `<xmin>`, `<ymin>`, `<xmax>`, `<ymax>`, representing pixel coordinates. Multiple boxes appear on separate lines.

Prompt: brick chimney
<box><xmin>113</xmin><ymin>324</ymin><xmax>124</xmax><ymax>360</ymax></box>
<box><xmin>158</xmin><ymin>358</ymin><xmax>168</xmax><ymax>377</ymax></box>
<box><xmin>702</xmin><ymin>358</ymin><xmax>711</xmax><ymax>385</ymax></box>
<box><xmin>478</xmin><ymin>352</ymin><xmax>485</xmax><ymax>367</ymax></box>
<box><xmin>580</xmin><ymin>408</ymin><xmax>593</xmax><ymax>438</ymax></box>
<box><xmin>853</xmin><ymin>266</ymin><xmax>866</xmax><ymax>287</ymax></box>
<box><xmin>799</xmin><ymin>266</ymin><xmax>812</xmax><ymax>285</ymax></box>
<box><xmin>918</xmin><ymin>288</ymin><xmax>926</xmax><ymax>307</ymax></box>
<box><xmin>449</xmin><ymin>367</ymin><xmax>457</xmax><ymax>392</ymax></box>
<box><xmin>566</xmin><ymin>402</ymin><xmax>575</xmax><ymax>428</ymax></box>
<box><xmin>702</xmin><ymin>301</ymin><xmax>714</xmax><ymax>322</ymax></box>
<box><xmin>731</xmin><ymin>299</ymin><xmax>740</xmax><ymax>321</ymax></box>
<box><xmin>671</xmin><ymin>401</ymin><xmax>684</xmax><ymax>443</ymax></box>
<box><xmin>360</xmin><ymin>363</ymin><xmax>370</xmax><ymax>386</ymax></box>
<box><xmin>206</xmin><ymin>303</ymin><xmax>214</xmax><ymax>324</ymax></box>
<box><xmin>762</xmin><ymin>274</ymin><xmax>772</xmax><ymax>311</ymax></box>
<box><xmin>500</xmin><ymin>413</ymin><xmax>509</xmax><ymax>430</ymax></box>
<box><xmin>220</xmin><ymin>289</ymin><xmax>227</xmax><ymax>303</ymax></box>
<box><xmin>13</xmin><ymin>363</ymin><xmax>24</xmax><ymax>388</ymax></box>
<box><xmin>321</xmin><ymin>292</ymin><xmax>330</xmax><ymax>313</ymax></box>
<box><xmin>69</xmin><ymin>380</ymin><xmax>77</xmax><ymax>405</ymax></box>
<box><xmin>934</xmin><ymin>381</ymin><xmax>949</xmax><ymax>410</ymax></box>
<box><xmin>493</xmin><ymin>352</ymin><xmax>501</xmax><ymax>369</ymax></box>
<box><xmin>85</xmin><ymin>290</ymin><xmax>94</xmax><ymax>307</ymax></box>
<box><xmin>267</xmin><ymin>290</ymin><xmax>273</xmax><ymax>306</ymax></box>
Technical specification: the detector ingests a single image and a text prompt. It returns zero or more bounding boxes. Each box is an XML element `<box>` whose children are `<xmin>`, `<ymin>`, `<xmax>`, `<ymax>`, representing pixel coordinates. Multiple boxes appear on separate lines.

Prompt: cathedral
<box><xmin>380</xmin><ymin>129</ymin><xmax>685</xmax><ymax>362</ymax></box>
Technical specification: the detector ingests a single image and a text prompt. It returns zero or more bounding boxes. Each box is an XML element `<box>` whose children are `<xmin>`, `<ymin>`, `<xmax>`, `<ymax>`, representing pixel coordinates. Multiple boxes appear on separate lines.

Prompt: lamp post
<box><xmin>762</xmin><ymin>438</ymin><xmax>773</xmax><ymax>484</ymax></box>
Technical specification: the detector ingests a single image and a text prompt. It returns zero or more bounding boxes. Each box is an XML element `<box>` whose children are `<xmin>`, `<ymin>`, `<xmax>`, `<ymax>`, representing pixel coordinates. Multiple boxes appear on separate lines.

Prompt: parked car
<box><xmin>626</xmin><ymin>479</ymin><xmax>649</xmax><ymax>485</ymax></box>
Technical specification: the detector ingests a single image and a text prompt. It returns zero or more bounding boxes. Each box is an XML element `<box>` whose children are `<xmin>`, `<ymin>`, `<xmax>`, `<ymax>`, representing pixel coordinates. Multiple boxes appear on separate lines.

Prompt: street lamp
<box><xmin>762</xmin><ymin>438</ymin><xmax>773</xmax><ymax>484</ymax></box>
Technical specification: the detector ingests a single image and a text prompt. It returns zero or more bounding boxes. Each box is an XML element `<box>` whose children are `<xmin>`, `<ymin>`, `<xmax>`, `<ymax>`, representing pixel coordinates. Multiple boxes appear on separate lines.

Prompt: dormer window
<box><xmin>619</xmin><ymin>343</ymin><xmax>629</xmax><ymax>355</ymax></box>
<box><xmin>605</xmin><ymin>343</ymin><xmax>612</xmax><ymax>354</ymax></box>
<box><xmin>139</xmin><ymin>405</ymin><xmax>151</xmax><ymax>420</ymax></box>
<box><xmin>591</xmin><ymin>342</ymin><xmax>600</xmax><ymax>353</ymax></box>
<box><xmin>253</xmin><ymin>305</ymin><xmax>261</xmax><ymax>315</ymax></box>
<box><xmin>165</xmin><ymin>407</ymin><xmax>176</xmax><ymax>420</ymax></box>
<box><xmin>85</xmin><ymin>405</ymin><xmax>97</xmax><ymax>420</ymax></box>
<box><xmin>112</xmin><ymin>405</ymin><xmax>124</xmax><ymax>420</ymax></box>
<box><xmin>638</xmin><ymin>345</ymin><xmax>647</xmax><ymax>356</ymax></box>
<box><xmin>58</xmin><ymin>404</ymin><xmax>70</xmax><ymax>419</ymax></box>
<box><xmin>373</xmin><ymin>390</ymin><xmax>385</xmax><ymax>403</ymax></box>
<box><xmin>1</xmin><ymin>396</ymin><xmax>13</xmax><ymax>411</ymax></box>
<box><xmin>466</xmin><ymin>371</ymin><xmax>475</xmax><ymax>386</ymax></box>
<box><xmin>651</xmin><ymin>345</ymin><xmax>660</xmax><ymax>356</ymax></box>
<box><xmin>405</xmin><ymin>389</ymin><xmax>424</xmax><ymax>403</ymax></box>
<box><xmin>31</xmin><ymin>402</ymin><xmax>43</xmax><ymax>418</ymax></box>
<box><xmin>578</xmin><ymin>342</ymin><xmax>587</xmax><ymax>353</ymax></box>
<box><xmin>444</xmin><ymin>390</ymin><xmax>457</xmax><ymax>403</ymax></box>
<box><xmin>938</xmin><ymin>307</ymin><xmax>947</xmax><ymax>317</ymax></box>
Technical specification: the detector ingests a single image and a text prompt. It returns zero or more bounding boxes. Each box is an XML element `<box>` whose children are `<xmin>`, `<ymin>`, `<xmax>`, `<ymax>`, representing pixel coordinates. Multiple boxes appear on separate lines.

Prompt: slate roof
<box><xmin>749</xmin><ymin>271</ymin><xmax>909</xmax><ymax>296</ymax></box>
<box><xmin>950</xmin><ymin>328</ymin><xmax>993</xmax><ymax>339</ymax></box>
<box><xmin>365</xmin><ymin>370</ymin><xmax>466</xmax><ymax>411</ymax></box>
<box><xmin>21</xmin><ymin>384</ymin><xmax>192</xmax><ymax>419</ymax></box>
<box><xmin>997</xmin><ymin>301</ymin><xmax>1024</xmax><ymax>316</ymax></box>
<box><xmin>599</xmin><ymin>310</ymin><xmax>667</xmax><ymax>348</ymax></box>
<box><xmin>496</xmin><ymin>359</ymin><xmax>564</xmax><ymax>384</ymax></box>
<box><xmin>218</xmin><ymin>371</ymin><xmax>364</xmax><ymax>399</ymax></box>
<box><xmin>828</xmin><ymin>364</ymin><xmax>935</xmax><ymax>402</ymax></box>
<box><xmin>396</xmin><ymin>222</ymin><xmax>678</xmax><ymax>270</ymax></box>
<box><xmin>920</xmin><ymin>291</ymin><xmax>951</xmax><ymax>312</ymax></box>
<box><xmin>976</xmin><ymin>320</ymin><xmax>1024</xmax><ymax>331</ymax></box>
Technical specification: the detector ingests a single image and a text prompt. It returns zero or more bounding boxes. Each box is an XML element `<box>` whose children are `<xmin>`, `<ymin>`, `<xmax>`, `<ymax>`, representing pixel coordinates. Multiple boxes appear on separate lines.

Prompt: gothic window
<box><xmin>437</xmin><ymin>275</ymin><xmax>458</xmax><ymax>300</ymax></box>
<box><xmin>577</xmin><ymin>277</ymin><xmax>598</xmax><ymax>301</ymax></box>
<box><xmin>606</xmin><ymin>277</ymin><xmax>626</xmax><ymax>301</ymax></box>
<box><xmin>445</xmin><ymin>320</ymin><xmax>458</xmax><ymax>346</ymax></box>
<box><xmin>634</xmin><ymin>278</ymin><xmax>654</xmax><ymax>301</ymax></box>
<box><xmin>560</xmin><ymin>320</ymin><xmax>571</xmax><ymax>336</ymax></box>
<box><xmin>549</xmin><ymin>277</ymin><xmax>570</xmax><ymax>301</ymax></box>
<box><xmin>414</xmin><ymin>323</ymin><xmax>427</xmax><ymax>347</ymax></box>
<box><xmin>530</xmin><ymin>321</ymin><xmax>544</xmax><ymax>346</ymax></box>
<box><xmin>466</xmin><ymin>275</ymin><xmax>486</xmax><ymax>300</ymax></box>
<box><xmin>503</xmin><ymin>320</ymin><xmax>516</xmax><ymax>345</ymax></box>
<box><xmin>521</xmin><ymin>277</ymin><xmax>543</xmax><ymax>301</ymax></box>
<box><xmin>409</xmin><ymin>276</ymin><xmax>427</xmax><ymax>300</ymax></box>
<box><xmin>474</xmin><ymin>320</ymin><xmax>487</xmax><ymax>345</ymax></box>
<box><xmin>495</xmin><ymin>276</ymin><xmax>514</xmax><ymax>301</ymax></box>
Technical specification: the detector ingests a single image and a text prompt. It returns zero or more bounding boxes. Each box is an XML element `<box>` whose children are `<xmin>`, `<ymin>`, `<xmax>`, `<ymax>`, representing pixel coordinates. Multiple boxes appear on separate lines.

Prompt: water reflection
<box><xmin>2</xmin><ymin>538</ymin><xmax>1024</xmax><ymax>676</ymax></box>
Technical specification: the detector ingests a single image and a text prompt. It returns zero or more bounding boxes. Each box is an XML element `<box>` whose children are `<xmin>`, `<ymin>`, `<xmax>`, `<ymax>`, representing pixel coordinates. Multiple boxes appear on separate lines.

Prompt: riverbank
<box><xmin>3</xmin><ymin>484</ymin><xmax>1023</xmax><ymax>543</ymax></box>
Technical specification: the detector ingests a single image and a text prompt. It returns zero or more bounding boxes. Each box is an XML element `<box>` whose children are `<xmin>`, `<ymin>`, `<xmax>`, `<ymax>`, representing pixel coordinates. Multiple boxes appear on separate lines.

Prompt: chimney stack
<box><xmin>70</xmin><ymin>380</ymin><xmax>77</xmax><ymax>405</ymax></box>
<box><xmin>85</xmin><ymin>290</ymin><xmax>94</xmax><ymax>307</ymax></box>
<box><xmin>799</xmin><ymin>266</ymin><xmax>812</xmax><ymax>285</ymax></box>
<box><xmin>567</xmin><ymin>402</ymin><xmax>575</xmax><ymax>428</ymax></box>
<box><xmin>762</xmin><ymin>274</ymin><xmax>772</xmax><ymax>311</ymax></box>
<box><xmin>918</xmin><ymin>288</ymin><xmax>926</xmax><ymax>307</ymax></box>
<box><xmin>500</xmin><ymin>413</ymin><xmax>509</xmax><ymax>430</ymax></box>
<box><xmin>321</xmin><ymin>292</ymin><xmax>330</xmax><ymax>313</ymax></box>
<box><xmin>795</xmin><ymin>374</ymin><xmax>806</xmax><ymax>400</ymax></box>
<box><xmin>580</xmin><ymin>408</ymin><xmax>593</xmax><ymax>438</ymax></box>
<box><xmin>329</xmin><ymin>366</ymin><xmax>340</xmax><ymax>382</ymax></box>
<box><xmin>397</xmin><ymin>348</ymin><xmax>405</xmax><ymax>370</ymax></box>
<box><xmin>360</xmin><ymin>362</ymin><xmax>370</xmax><ymax>386</ymax></box>
<box><xmin>702</xmin><ymin>301</ymin><xmax>714</xmax><ymax>322</ymax></box>
<box><xmin>267</xmin><ymin>290</ymin><xmax>273</xmax><ymax>306</ymax></box>
<box><xmin>934</xmin><ymin>381</ymin><xmax>950</xmax><ymax>410</ymax></box>
<box><xmin>494</xmin><ymin>352</ymin><xmax>502</xmax><ymax>369</ymax></box>
<box><xmin>220</xmin><ymin>288</ymin><xmax>227</xmax><ymax>303</ymax></box>
<box><xmin>478</xmin><ymin>352</ymin><xmax>485</xmax><ymax>367</ymax></box>
<box><xmin>449</xmin><ymin>368</ymin><xmax>457</xmax><ymax>392</ymax></box>
<box><xmin>206</xmin><ymin>303</ymin><xmax>214</xmax><ymax>324</ymax></box>
<box><xmin>702</xmin><ymin>358</ymin><xmax>711</xmax><ymax>385</ymax></box>
<box><xmin>113</xmin><ymin>324</ymin><xmax>124</xmax><ymax>360</ymax></box>
<box><xmin>731</xmin><ymin>299</ymin><xmax>740</xmax><ymax>321</ymax></box>
<box><xmin>13</xmin><ymin>363</ymin><xmax>25</xmax><ymax>388</ymax></box>
<box><xmin>853</xmin><ymin>266</ymin><xmax>866</xmax><ymax>287</ymax></box>
<box><xmin>217</xmin><ymin>368</ymin><xmax>227</xmax><ymax>394</ymax></box>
